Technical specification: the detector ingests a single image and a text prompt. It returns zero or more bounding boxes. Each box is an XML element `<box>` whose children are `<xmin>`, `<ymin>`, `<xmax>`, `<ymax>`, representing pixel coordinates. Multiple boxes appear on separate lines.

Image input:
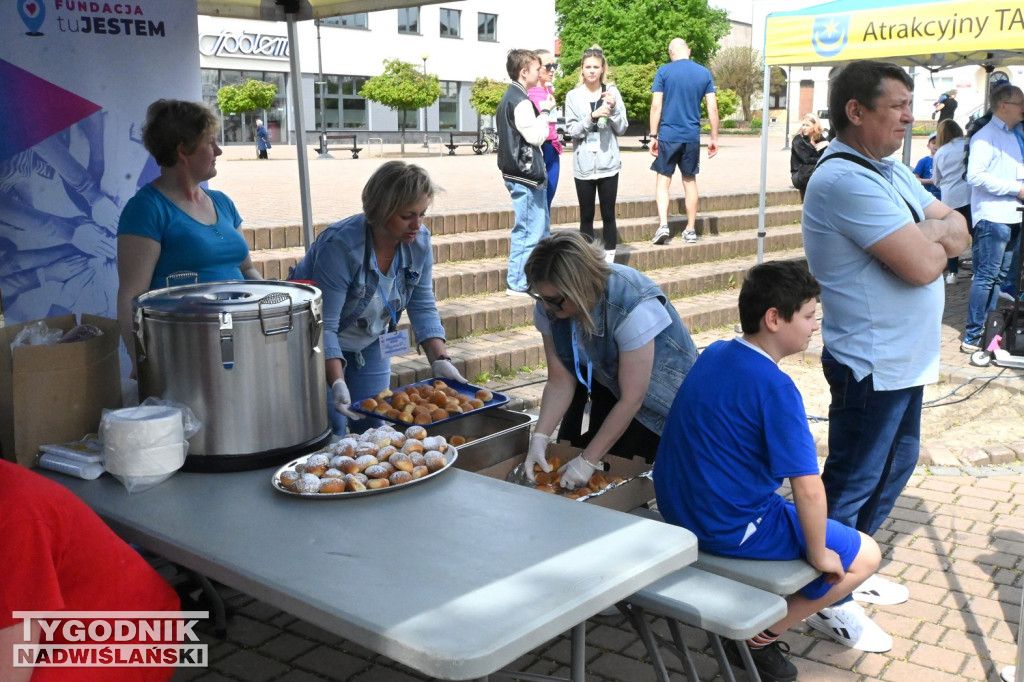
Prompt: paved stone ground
<box><xmin>168</xmin><ymin>133</ymin><xmax>1024</xmax><ymax>681</ymax></box>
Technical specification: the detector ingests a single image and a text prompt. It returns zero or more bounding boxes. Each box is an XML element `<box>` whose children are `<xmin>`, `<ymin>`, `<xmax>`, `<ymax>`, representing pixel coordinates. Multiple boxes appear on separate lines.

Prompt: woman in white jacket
<box><xmin>565</xmin><ymin>46</ymin><xmax>628</xmax><ymax>263</ymax></box>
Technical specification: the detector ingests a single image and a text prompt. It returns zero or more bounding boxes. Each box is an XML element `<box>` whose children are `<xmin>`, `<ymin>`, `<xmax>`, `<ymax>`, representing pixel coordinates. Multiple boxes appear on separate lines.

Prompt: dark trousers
<box><xmin>557</xmin><ymin>377</ymin><xmax>661</xmax><ymax>463</ymax></box>
<box><xmin>575</xmin><ymin>174</ymin><xmax>619</xmax><ymax>251</ymax></box>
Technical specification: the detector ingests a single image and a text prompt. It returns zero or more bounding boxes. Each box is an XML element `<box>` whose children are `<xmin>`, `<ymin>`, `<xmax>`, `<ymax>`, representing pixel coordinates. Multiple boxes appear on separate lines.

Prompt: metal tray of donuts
<box><xmin>350</xmin><ymin>378</ymin><xmax>508</xmax><ymax>427</ymax></box>
<box><xmin>271</xmin><ymin>432</ymin><xmax>459</xmax><ymax>498</ymax></box>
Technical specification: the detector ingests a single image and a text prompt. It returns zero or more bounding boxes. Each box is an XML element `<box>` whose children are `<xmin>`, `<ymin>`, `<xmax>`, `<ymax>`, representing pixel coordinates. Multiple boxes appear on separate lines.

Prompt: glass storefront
<box><xmin>201</xmin><ymin>68</ymin><xmax>288</xmax><ymax>145</ymax></box>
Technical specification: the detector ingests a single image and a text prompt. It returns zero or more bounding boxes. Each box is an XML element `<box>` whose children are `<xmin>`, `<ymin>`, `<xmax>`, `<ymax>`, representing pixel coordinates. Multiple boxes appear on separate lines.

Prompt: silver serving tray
<box><xmin>271</xmin><ymin>445</ymin><xmax>459</xmax><ymax>499</ymax></box>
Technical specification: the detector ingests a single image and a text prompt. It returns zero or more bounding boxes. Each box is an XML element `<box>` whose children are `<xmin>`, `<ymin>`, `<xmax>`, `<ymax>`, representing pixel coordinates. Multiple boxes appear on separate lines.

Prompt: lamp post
<box><xmin>421</xmin><ymin>53</ymin><xmax>430</xmax><ymax>147</ymax></box>
<box><xmin>782</xmin><ymin>66</ymin><xmax>792</xmax><ymax>151</ymax></box>
<box><xmin>315</xmin><ymin>19</ymin><xmax>332</xmax><ymax>158</ymax></box>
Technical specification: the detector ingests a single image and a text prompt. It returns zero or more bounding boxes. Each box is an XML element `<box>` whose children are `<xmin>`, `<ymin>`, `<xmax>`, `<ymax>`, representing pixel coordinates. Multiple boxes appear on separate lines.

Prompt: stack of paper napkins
<box><xmin>101</xmin><ymin>404</ymin><xmax>188</xmax><ymax>493</ymax></box>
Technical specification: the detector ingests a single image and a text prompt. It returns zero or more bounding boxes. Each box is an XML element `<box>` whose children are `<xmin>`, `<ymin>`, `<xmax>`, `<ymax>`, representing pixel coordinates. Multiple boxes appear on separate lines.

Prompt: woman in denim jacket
<box><xmin>290</xmin><ymin>162</ymin><xmax>464</xmax><ymax>434</ymax></box>
<box><xmin>523</xmin><ymin>231</ymin><xmax>697</xmax><ymax>489</ymax></box>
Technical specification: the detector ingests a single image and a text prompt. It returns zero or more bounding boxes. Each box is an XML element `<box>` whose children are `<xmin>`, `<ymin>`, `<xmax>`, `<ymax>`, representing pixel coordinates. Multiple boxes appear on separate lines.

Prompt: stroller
<box><xmin>969</xmin><ymin>206</ymin><xmax>1024</xmax><ymax>369</ymax></box>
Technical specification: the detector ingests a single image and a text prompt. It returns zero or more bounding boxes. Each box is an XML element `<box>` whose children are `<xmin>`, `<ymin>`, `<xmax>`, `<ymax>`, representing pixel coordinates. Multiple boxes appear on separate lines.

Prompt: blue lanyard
<box><xmin>571</xmin><ymin>321</ymin><xmax>592</xmax><ymax>395</ymax></box>
<box><xmin>371</xmin><ymin>249</ymin><xmax>401</xmax><ymax>331</ymax></box>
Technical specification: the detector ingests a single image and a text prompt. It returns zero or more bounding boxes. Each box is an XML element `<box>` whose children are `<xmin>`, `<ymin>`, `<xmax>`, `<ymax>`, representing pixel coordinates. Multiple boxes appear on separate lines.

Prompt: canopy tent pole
<box><xmin>756</xmin><ymin>62</ymin><xmax>772</xmax><ymax>265</ymax></box>
<box><xmin>284</xmin><ymin>9</ymin><xmax>316</xmax><ymax>249</ymax></box>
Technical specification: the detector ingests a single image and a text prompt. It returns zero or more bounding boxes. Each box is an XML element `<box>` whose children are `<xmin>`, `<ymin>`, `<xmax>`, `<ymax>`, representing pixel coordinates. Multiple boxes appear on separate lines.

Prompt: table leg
<box><xmin>570</xmin><ymin>622</ymin><xmax>586</xmax><ymax>681</ymax></box>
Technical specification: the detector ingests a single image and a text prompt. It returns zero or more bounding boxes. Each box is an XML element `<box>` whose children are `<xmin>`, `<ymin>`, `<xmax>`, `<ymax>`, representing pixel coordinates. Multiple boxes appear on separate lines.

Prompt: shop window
<box><xmin>439</xmin><ymin>81</ymin><xmax>459</xmax><ymax>130</ymax></box>
<box><xmin>323</xmin><ymin>13</ymin><xmax>367</xmax><ymax>29</ymax></box>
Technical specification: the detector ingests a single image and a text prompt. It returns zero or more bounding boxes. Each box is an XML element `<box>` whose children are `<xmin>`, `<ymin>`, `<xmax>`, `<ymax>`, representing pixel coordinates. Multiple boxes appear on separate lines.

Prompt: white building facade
<box><xmin>197</xmin><ymin>1</ymin><xmax>556</xmax><ymax>146</ymax></box>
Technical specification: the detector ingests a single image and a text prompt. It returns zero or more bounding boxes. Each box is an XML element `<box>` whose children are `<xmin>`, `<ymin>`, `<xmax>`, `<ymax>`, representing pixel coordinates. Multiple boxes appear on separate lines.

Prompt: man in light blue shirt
<box><xmin>802</xmin><ymin>60</ymin><xmax>968</xmax><ymax>654</ymax></box>
<box><xmin>962</xmin><ymin>85</ymin><xmax>1024</xmax><ymax>351</ymax></box>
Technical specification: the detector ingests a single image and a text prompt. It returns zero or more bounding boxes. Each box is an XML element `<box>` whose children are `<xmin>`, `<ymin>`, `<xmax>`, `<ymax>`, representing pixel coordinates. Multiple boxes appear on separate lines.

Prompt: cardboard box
<box><xmin>0</xmin><ymin>314</ymin><xmax>122</xmax><ymax>467</ymax></box>
<box><xmin>475</xmin><ymin>442</ymin><xmax>655</xmax><ymax>511</ymax></box>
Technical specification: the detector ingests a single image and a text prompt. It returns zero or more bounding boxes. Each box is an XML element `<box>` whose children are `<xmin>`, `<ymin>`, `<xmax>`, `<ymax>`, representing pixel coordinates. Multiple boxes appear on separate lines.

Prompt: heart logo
<box><xmin>26</xmin><ymin>2</ymin><xmax>37</xmax><ymax>15</ymax></box>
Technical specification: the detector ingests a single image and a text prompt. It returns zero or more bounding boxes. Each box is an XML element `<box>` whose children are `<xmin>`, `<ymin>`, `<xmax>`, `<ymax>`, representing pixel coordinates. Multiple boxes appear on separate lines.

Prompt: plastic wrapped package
<box><xmin>100</xmin><ymin>397</ymin><xmax>201</xmax><ymax>493</ymax></box>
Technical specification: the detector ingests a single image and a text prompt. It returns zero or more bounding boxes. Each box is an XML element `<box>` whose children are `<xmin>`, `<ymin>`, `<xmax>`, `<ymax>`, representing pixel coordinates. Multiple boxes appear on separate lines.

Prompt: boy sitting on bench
<box><xmin>652</xmin><ymin>260</ymin><xmax>881</xmax><ymax>682</ymax></box>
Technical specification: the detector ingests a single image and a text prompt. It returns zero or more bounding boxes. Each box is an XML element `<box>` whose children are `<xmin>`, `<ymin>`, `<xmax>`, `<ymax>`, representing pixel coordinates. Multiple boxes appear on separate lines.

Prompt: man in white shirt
<box><xmin>962</xmin><ymin>85</ymin><xmax>1024</xmax><ymax>352</ymax></box>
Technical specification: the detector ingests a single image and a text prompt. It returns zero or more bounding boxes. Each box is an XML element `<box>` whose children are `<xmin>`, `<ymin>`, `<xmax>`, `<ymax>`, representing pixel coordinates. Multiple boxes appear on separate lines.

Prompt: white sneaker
<box><xmin>505</xmin><ymin>288</ymin><xmax>531</xmax><ymax>298</ymax></box>
<box><xmin>853</xmin><ymin>575</ymin><xmax>909</xmax><ymax>605</ymax></box>
<box><xmin>683</xmin><ymin>230</ymin><xmax>698</xmax><ymax>244</ymax></box>
<box><xmin>998</xmin><ymin>291</ymin><xmax>1015</xmax><ymax>303</ymax></box>
<box><xmin>805</xmin><ymin>602</ymin><xmax>893</xmax><ymax>652</ymax></box>
<box><xmin>604</xmin><ymin>250</ymin><xmax>616</xmax><ymax>264</ymax></box>
<box><xmin>652</xmin><ymin>225</ymin><xmax>671</xmax><ymax>245</ymax></box>
<box><xmin>944</xmin><ymin>272</ymin><xmax>957</xmax><ymax>285</ymax></box>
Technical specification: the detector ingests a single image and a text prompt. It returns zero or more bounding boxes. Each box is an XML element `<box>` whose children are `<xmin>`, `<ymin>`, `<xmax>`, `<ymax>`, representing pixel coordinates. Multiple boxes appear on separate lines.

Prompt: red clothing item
<box><xmin>0</xmin><ymin>461</ymin><xmax>180</xmax><ymax>681</ymax></box>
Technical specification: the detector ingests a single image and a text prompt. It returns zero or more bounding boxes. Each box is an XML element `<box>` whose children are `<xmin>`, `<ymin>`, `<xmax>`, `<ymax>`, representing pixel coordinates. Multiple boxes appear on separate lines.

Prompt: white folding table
<box><xmin>47</xmin><ymin>467</ymin><xmax>697</xmax><ymax>681</ymax></box>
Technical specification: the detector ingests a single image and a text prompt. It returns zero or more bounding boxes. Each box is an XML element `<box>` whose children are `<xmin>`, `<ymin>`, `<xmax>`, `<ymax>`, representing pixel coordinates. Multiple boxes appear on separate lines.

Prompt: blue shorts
<box><xmin>712</xmin><ymin>501</ymin><xmax>863</xmax><ymax>601</ymax></box>
<box><xmin>650</xmin><ymin>140</ymin><xmax>700</xmax><ymax>177</ymax></box>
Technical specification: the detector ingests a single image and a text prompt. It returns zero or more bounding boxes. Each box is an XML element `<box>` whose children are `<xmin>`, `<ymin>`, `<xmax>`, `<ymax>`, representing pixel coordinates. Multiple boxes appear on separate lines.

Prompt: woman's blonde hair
<box><xmin>524</xmin><ymin>231</ymin><xmax>611</xmax><ymax>335</ymax></box>
<box><xmin>801</xmin><ymin>113</ymin><xmax>824</xmax><ymax>142</ymax></box>
<box><xmin>361</xmin><ymin>161</ymin><xmax>436</xmax><ymax>229</ymax></box>
<box><xmin>576</xmin><ymin>44</ymin><xmax>610</xmax><ymax>87</ymax></box>
<box><xmin>936</xmin><ymin>118</ymin><xmax>964</xmax><ymax>148</ymax></box>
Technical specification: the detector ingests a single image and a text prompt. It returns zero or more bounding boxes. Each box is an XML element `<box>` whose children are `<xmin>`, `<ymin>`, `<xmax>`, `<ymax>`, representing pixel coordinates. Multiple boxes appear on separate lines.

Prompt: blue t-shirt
<box><xmin>913</xmin><ymin>155</ymin><xmax>942</xmax><ymax>198</ymax></box>
<box><xmin>653</xmin><ymin>339</ymin><xmax>819</xmax><ymax>554</ymax></box>
<box><xmin>118</xmin><ymin>184</ymin><xmax>248</xmax><ymax>290</ymax></box>
<box><xmin>651</xmin><ymin>59</ymin><xmax>716</xmax><ymax>144</ymax></box>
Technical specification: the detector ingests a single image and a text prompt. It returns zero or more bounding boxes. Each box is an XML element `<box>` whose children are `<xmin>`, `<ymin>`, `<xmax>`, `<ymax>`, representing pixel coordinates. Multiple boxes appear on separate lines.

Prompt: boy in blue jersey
<box><xmin>653</xmin><ymin>260</ymin><xmax>882</xmax><ymax>681</ymax></box>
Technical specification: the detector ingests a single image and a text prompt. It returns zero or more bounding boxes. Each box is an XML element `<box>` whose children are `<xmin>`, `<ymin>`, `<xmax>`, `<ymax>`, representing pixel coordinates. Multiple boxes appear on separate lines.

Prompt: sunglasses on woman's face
<box><xmin>527</xmin><ymin>289</ymin><xmax>566</xmax><ymax>311</ymax></box>
<box><xmin>542</xmin><ymin>63</ymin><xmax>557</xmax><ymax>72</ymax></box>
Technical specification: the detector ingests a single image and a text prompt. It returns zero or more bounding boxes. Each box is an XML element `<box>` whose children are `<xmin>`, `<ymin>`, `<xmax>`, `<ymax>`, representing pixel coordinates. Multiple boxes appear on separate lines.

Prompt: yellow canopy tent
<box><xmin>755</xmin><ymin>0</ymin><xmax>1024</xmax><ymax>261</ymax></box>
<box><xmin>197</xmin><ymin>0</ymin><xmax>450</xmax><ymax>248</ymax></box>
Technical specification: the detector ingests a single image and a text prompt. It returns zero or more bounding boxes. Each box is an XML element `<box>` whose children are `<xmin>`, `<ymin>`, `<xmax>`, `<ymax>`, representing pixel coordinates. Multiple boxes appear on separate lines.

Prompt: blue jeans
<box><xmin>327</xmin><ymin>343</ymin><xmax>392</xmax><ymax>435</ymax></box>
<box><xmin>542</xmin><ymin>141</ymin><xmax>560</xmax><ymax>210</ymax></box>
<box><xmin>965</xmin><ymin>219</ymin><xmax>1019</xmax><ymax>343</ymax></box>
<box><xmin>505</xmin><ymin>180</ymin><xmax>550</xmax><ymax>291</ymax></box>
<box><xmin>820</xmin><ymin>348</ymin><xmax>923</xmax><ymax>536</ymax></box>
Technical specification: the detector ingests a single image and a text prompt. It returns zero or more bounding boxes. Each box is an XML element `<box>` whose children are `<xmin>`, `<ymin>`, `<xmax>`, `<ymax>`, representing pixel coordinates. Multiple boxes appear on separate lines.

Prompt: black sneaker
<box><xmin>723</xmin><ymin>639</ymin><xmax>798</xmax><ymax>682</ymax></box>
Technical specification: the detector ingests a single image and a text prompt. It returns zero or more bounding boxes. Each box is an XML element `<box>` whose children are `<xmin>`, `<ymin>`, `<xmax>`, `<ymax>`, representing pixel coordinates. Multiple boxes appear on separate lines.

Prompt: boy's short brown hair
<box><xmin>506</xmin><ymin>49</ymin><xmax>539</xmax><ymax>81</ymax></box>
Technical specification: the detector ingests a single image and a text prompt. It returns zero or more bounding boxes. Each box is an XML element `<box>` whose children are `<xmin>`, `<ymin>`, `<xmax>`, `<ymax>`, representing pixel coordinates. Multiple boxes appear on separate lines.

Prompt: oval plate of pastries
<box><xmin>350</xmin><ymin>379</ymin><xmax>508</xmax><ymax>427</ymax></box>
<box><xmin>272</xmin><ymin>423</ymin><xmax>459</xmax><ymax>498</ymax></box>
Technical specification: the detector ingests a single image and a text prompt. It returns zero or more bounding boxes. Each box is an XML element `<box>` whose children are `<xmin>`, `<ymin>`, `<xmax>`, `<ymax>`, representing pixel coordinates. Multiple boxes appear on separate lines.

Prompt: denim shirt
<box><xmin>548</xmin><ymin>265</ymin><xmax>697</xmax><ymax>435</ymax></box>
<box><xmin>289</xmin><ymin>213</ymin><xmax>445</xmax><ymax>361</ymax></box>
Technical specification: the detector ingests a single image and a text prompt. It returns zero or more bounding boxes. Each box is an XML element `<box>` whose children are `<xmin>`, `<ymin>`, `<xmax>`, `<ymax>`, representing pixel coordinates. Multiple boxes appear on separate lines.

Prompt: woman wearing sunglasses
<box><xmin>524</xmin><ymin>231</ymin><xmax>697</xmax><ymax>489</ymax></box>
<box><xmin>564</xmin><ymin>45</ymin><xmax>628</xmax><ymax>263</ymax></box>
<box><xmin>527</xmin><ymin>48</ymin><xmax>563</xmax><ymax>210</ymax></box>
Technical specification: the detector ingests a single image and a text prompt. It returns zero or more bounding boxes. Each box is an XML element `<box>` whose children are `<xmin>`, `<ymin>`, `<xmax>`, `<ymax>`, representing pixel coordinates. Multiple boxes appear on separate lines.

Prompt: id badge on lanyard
<box><xmin>571</xmin><ymin>322</ymin><xmax>593</xmax><ymax>434</ymax></box>
<box><xmin>374</xmin><ymin>251</ymin><xmax>411</xmax><ymax>359</ymax></box>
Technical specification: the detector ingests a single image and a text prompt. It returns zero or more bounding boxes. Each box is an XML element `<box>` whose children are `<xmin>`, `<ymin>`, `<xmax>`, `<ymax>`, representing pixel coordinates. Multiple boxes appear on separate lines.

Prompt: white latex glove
<box><xmin>559</xmin><ymin>454</ymin><xmax>603</xmax><ymax>490</ymax></box>
<box><xmin>331</xmin><ymin>378</ymin><xmax>361</xmax><ymax>420</ymax></box>
<box><xmin>525</xmin><ymin>432</ymin><xmax>552</xmax><ymax>483</ymax></box>
<box><xmin>431</xmin><ymin>359</ymin><xmax>467</xmax><ymax>383</ymax></box>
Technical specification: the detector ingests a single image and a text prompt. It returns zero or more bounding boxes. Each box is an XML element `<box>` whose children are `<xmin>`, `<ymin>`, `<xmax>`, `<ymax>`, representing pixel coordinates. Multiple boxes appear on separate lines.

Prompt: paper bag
<box><xmin>0</xmin><ymin>314</ymin><xmax>122</xmax><ymax>467</ymax></box>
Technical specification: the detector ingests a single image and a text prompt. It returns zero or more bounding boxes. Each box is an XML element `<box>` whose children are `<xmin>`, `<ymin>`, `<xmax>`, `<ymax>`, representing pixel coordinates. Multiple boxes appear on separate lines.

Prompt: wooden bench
<box><xmin>443</xmin><ymin>130</ymin><xmax>488</xmax><ymax>155</ymax></box>
<box><xmin>312</xmin><ymin>131</ymin><xmax>363</xmax><ymax>159</ymax></box>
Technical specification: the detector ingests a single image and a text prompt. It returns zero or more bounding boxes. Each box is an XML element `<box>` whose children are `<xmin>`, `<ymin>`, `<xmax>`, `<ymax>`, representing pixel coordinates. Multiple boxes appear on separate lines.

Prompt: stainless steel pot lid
<box><xmin>135</xmin><ymin>281</ymin><xmax>320</xmax><ymax>318</ymax></box>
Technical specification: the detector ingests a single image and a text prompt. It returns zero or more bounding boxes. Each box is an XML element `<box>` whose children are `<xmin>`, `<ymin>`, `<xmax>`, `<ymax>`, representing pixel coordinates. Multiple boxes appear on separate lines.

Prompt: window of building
<box><xmin>398</xmin><ymin>7</ymin><xmax>420</xmax><ymax>34</ymax></box>
<box><xmin>322</xmin><ymin>13</ymin><xmax>368</xmax><ymax>29</ymax></box>
<box><xmin>203</xmin><ymin>68</ymin><xmax>288</xmax><ymax>145</ymax></box>
<box><xmin>439</xmin><ymin>81</ymin><xmax>459</xmax><ymax>130</ymax></box>
<box><xmin>440</xmin><ymin>8</ymin><xmax>460</xmax><ymax>38</ymax></box>
<box><xmin>399</xmin><ymin>109</ymin><xmax>421</xmax><ymax>131</ymax></box>
<box><xmin>314</xmin><ymin>75</ymin><xmax>369</xmax><ymax>130</ymax></box>
<box><xmin>477</xmin><ymin>13</ymin><xmax>497</xmax><ymax>42</ymax></box>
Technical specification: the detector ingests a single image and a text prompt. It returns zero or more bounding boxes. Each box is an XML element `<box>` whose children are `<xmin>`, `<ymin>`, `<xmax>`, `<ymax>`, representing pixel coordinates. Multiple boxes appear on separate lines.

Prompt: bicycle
<box><xmin>472</xmin><ymin>127</ymin><xmax>499</xmax><ymax>155</ymax></box>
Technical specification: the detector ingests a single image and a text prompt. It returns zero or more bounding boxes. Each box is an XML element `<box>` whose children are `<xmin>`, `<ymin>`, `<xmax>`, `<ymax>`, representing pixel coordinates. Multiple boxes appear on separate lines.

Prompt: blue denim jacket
<box><xmin>548</xmin><ymin>264</ymin><xmax>697</xmax><ymax>435</ymax></box>
<box><xmin>290</xmin><ymin>214</ymin><xmax>445</xmax><ymax>361</ymax></box>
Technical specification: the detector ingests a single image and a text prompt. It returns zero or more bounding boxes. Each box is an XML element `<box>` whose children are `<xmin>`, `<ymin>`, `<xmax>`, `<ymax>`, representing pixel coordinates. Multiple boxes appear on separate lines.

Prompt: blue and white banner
<box><xmin>0</xmin><ymin>0</ymin><xmax>200</xmax><ymax>323</ymax></box>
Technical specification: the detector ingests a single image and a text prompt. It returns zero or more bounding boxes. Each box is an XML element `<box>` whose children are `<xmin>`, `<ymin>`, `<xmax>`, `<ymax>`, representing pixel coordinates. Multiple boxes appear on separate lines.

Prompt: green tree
<box><xmin>555</xmin><ymin>0</ymin><xmax>730</xmax><ymax>74</ymax></box>
<box><xmin>609</xmin><ymin>63</ymin><xmax>659</xmax><ymax>133</ymax></box>
<box><xmin>710</xmin><ymin>46</ymin><xmax>763</xmax><ymax>121</ymax></box>
<box><xmin>469</xmin><ymin>77</ymin><xmax>506</xmax><ymax>119</ymax></box>
<box><xmin>216</xmin><ymin>79</ymin><xmax>277</xmax><ymax>114</ymax></box>
<box><xmin>360</xmin><ymin>58</ymin><xmax>441</xmax><ymax>154</ymax></box>
<box><xmin>701</xmin><ymin>87</ymin><xmax>739</xmax><ymax>120</ymax></box>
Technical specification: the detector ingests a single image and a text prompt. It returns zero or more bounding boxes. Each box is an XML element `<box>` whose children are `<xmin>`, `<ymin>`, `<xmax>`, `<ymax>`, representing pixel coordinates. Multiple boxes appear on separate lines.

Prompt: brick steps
<box><xmin>243</xmin><ymin>189</ymin><xmax>807</xmax><ymax>389</ymax></box>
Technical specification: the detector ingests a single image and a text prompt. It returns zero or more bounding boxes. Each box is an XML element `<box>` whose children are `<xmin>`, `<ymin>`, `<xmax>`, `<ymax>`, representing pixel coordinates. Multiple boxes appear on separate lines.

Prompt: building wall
<box><xmin>197</xmin><ymin>1</ymin><xmax>556</xmax><ymax>145</ymax></box>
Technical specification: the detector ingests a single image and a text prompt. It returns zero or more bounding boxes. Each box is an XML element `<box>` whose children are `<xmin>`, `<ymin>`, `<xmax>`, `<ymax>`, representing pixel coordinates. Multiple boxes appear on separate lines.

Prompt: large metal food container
<box><xmin>429</xmin><ymin>409</ymin><xmax>536</xmax><ymax>471</ymax></box>
<box><xmin>132</xmin><ymin>281</ymin><xmax>330</xmax><ymax>472</ymax></box>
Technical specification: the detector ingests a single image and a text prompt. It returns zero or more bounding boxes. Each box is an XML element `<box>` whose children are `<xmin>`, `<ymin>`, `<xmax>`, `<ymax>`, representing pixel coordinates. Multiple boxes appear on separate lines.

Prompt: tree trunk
<box><xmin>400</xmin><ymin>122</ymin><xmax>406</xmax><ymax>155</ymax></box>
